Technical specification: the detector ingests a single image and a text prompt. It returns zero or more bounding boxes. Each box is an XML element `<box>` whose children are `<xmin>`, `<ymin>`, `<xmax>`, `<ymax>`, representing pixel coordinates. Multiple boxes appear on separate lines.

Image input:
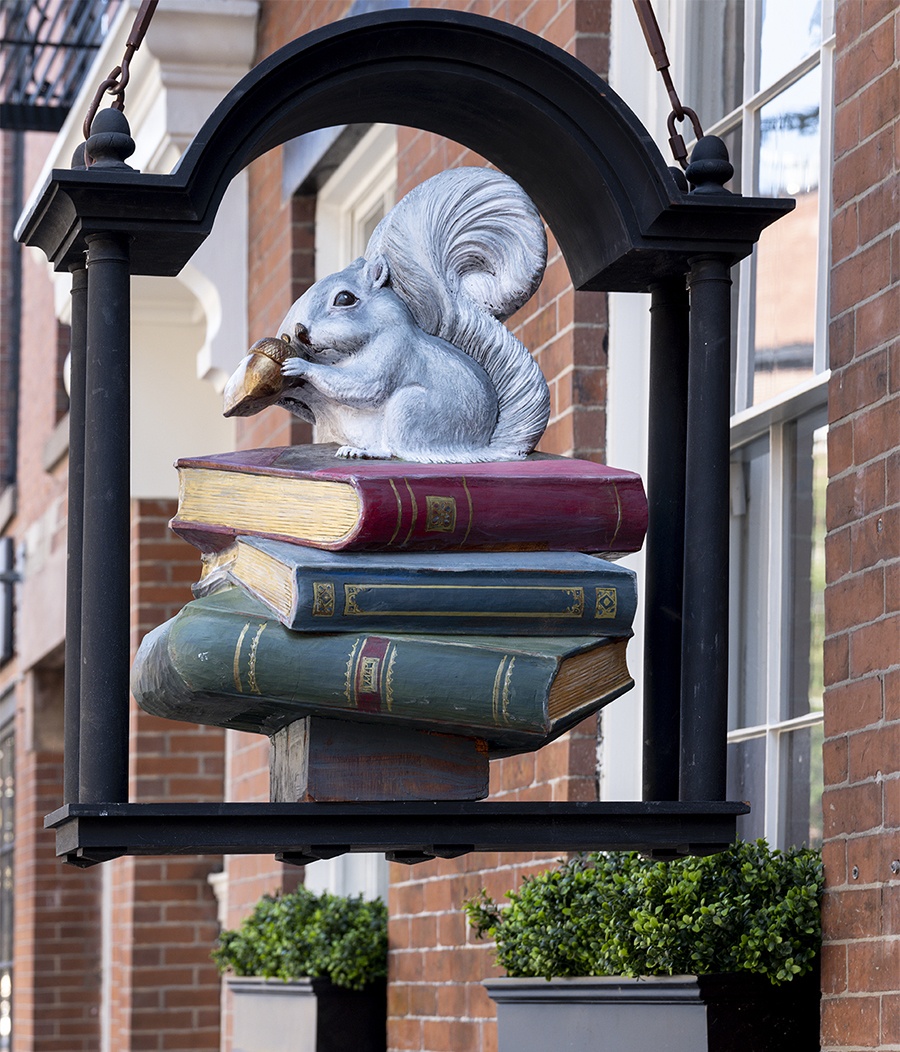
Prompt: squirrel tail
<box><xmin>365</xmin><ymin>167</ymin><xmax>551</xmax><ymax>458</ymax></box>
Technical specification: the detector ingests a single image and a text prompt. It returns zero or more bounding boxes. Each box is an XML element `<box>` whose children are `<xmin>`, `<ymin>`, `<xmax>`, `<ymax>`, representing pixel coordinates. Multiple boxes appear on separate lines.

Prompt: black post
<box><xmin>642</xmin><ymin>278</ymin><xmax>689</xmax><ymax>801</ymax></box>
<box><xmin>680</xmin><ymin>255</ymin><xmax>732</xmax><ymax>801</ymax></box>
<box><xmin>79</xmin><ymin>232</ymin><xmax>131</xmax><ymax>804</ymax></box>
<box><xmin>64</xmin><ymin>263</ymin><xmax>88</xmax><ymax>805</ymax></box>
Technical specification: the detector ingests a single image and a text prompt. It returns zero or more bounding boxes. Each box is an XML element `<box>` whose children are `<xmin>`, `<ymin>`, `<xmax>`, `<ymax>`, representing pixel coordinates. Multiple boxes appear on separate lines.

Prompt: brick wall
<box><xmin>104</xmin><ymin>499</ymin><xmax>226</xmax><ymax>1052</ymax></box>
<box><xmin>821</xmin><ymin>2</ymin><xmax>899</xmax><ymax>1049</ymax></box>
<box><xmin>12</xmin><ymin>737</ymin><xmax>102</xmax><ymax>1051</ymax></box>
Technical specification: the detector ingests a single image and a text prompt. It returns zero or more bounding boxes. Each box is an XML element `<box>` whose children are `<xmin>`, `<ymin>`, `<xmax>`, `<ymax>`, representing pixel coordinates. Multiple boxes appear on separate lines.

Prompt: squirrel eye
<box><xmin>333</xmin><ymin>290</ymin><xmax>358</xmax><ymax>308</ymax></box>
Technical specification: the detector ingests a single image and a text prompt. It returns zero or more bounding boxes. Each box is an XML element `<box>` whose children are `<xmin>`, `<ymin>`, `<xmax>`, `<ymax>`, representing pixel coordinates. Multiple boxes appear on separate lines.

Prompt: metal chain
<box><xmin>83</xmin><ymin>0</ymin><xmax>159</xmax><ymax>141</ymax></box>
<box><xmin>632</xmin><ymin>0</ymin><xmax>704</xmax><ymax>169</ymax></box>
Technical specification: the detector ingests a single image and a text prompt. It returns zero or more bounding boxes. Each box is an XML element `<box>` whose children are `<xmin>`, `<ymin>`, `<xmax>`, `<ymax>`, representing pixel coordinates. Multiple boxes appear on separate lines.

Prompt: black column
<box><xmin>642</xmin><ymin>278</ymin><xmax>689</xmax><ymax>801</ymax></box>
<box><xmin>64</xmin><ymin>264</ymin><xmax>88</xmax><ymax>804</ymax></box>
<box><xmin>79</xmin><ymin>233</ymin><xmax>131</xmax><ymax>804</ymax></box>
<box><xmin>680</xmin><ymin>255</ymin><xmax>732</xmax><ymax>801</ymax></box>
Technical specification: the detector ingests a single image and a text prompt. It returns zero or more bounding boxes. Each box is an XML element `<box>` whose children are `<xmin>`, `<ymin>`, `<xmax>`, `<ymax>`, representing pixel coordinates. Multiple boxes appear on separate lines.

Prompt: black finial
<box><xmin>85</xmin><ymin>108</ymin><xmax>136</xmax><ymax>170</ymax></box>
<box><xmin>668</xmin><ymin>165</ymin><xmax>690</xmax><ymax>193</ymax></box>
<box><xmin>685</xmin><ymin>135</ymin><xmax>734</xmax><ymax>195</ymax></box>
<box><xmin>71</xmin><ymin>142</ymin><xmax>87</xmax><ymax>171</ymax></box>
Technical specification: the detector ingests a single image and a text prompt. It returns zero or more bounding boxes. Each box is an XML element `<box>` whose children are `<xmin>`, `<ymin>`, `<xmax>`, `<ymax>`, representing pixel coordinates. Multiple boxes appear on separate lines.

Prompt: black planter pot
<box><xmin>228</xmin><ymin>976</ymin><xmax>386</xmax><ymax>1052</ymax></box>
<box><xmin>485</xmin><ymin>968</ymin><xmax>820</xmax><ymax>1052</ymax></box>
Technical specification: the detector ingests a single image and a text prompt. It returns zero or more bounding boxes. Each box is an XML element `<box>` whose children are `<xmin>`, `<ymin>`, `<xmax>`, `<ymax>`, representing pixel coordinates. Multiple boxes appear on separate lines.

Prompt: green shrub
<box><xmin>466</xmin><ymin>840</ymin><xmax>823</xmax><ymax>985</ymax></box>
<box><xmin>213</xmin><ymin>887</ymin><xmax>388</xmax><ymax>990</ymax></box>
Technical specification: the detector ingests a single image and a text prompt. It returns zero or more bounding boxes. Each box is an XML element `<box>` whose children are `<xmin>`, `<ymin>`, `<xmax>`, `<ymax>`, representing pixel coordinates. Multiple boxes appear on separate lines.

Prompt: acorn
<box><xmin>223</xmin><ymin>335</ymin><xmax>298</xmax><ymax>417</ymax></box>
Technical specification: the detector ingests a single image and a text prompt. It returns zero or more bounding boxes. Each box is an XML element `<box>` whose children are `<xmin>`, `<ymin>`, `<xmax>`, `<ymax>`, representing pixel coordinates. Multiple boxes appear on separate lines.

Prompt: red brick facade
<box><xmin>820</xmin><ymin>2</ymin><xmax>899</xmax><ymax>1049</ymax></box>
<box><xmin>0</xmin><ymin>1</ymin><xmax>897</xmax><ymax>1050</ymax></box>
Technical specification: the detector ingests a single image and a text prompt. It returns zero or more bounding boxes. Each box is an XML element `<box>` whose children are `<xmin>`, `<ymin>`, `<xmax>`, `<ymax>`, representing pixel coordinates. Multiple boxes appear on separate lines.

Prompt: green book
<box><xmin>196</xmin><ymin>537</ymin><xmax>638</xmax><ymax>636</ymax></box>
<box><xmin>132</xmin><ymin>586</ymin><xmax>633</xmax><ymax>753</ymax></box>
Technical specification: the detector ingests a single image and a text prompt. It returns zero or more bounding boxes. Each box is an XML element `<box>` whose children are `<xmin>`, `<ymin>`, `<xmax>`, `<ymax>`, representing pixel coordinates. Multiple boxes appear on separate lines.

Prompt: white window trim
<box><xmin>315</xmin><ymin>124</ymin><xmax>398</xmax><ymax>280</ymax></box>
<box><xmin>607</xmin><ymin>2</ymin><xmax>832</xmax><ymax>846</ymax></box>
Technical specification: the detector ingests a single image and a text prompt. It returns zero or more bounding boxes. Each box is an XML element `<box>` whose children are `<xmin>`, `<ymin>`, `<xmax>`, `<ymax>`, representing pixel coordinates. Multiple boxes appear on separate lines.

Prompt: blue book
<box><xmin>196</xmin><ymin>537</ymin><xmax>638</xmax><ymax>637</ymax></box>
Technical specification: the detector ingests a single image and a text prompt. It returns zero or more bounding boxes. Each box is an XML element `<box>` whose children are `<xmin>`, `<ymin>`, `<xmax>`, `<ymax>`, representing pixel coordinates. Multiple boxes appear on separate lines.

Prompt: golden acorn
<box><xmin>223</xmin><ymin>335</ymin><xmax>297</xmax><ymax>418</ymax></box>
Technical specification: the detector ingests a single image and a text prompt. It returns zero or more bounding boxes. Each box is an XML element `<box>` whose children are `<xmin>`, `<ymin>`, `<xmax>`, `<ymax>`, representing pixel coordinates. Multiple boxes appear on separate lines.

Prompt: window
<box><xmin>301</xmin><ymin>124</ymin><xmax>397</xmax><ymax>901</ymax></box>
<box><xmin>682</xmin><ymin>0</ymin><xmax>833</xmax><ymax>847</ymax></box>
<box><xmin>604</xmin><ymin>0</ymin><xmax>831</xmax><ymax>845</ymax></box>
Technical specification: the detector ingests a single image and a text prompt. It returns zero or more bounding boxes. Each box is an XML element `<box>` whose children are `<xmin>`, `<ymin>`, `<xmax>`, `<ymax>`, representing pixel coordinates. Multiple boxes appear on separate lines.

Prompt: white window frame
<box><xmin>606</xmin><ymin>1</ymin><xmax>833</xmax><ymax>847</ymax></box>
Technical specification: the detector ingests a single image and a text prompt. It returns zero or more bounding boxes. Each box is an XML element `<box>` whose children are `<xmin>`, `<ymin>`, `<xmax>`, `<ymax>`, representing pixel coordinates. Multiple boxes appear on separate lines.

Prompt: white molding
<box><xmin>315</xmin><ymin>124</ymin><xmax>398</xmax><ymax>279</ymax></box>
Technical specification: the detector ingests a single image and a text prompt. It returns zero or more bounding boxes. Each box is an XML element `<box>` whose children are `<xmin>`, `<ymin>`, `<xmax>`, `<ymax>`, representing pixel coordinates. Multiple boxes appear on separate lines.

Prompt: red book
<box><xmin>170</xmin><ymin>444</ymin><xmax>647</xmax><ymax>556</ymax></box>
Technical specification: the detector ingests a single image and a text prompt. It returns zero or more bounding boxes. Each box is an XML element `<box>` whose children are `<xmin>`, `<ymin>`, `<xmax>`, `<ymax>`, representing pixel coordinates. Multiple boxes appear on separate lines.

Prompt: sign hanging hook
<box><xmin>632</xmin><ymin>0</ymin><xmax>704</xmax><ymax>169</ymax></box>
<box><xmin>82</xmin><ymin>0</ymin><xmax>159</xmax><ymax>143</ymax></box>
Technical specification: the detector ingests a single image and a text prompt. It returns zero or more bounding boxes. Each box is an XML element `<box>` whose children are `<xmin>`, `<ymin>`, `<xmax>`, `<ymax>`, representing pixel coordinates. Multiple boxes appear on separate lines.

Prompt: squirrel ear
<box><xmin>364</xmin><ymin>255</ymin><xmax>390</xmax><ymax>290</ymax></box>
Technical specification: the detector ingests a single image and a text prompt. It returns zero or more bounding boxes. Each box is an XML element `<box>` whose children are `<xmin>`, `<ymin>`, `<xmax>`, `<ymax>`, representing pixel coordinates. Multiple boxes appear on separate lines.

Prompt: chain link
<box><xmin>632</xmin><ymin>0</ymin><xmax>705</xmax><ymax>169</ymax></box>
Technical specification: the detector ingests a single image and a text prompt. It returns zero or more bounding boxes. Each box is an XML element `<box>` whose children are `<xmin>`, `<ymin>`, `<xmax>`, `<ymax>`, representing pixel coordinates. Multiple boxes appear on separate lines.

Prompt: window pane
<box><xmin>727</xmin><ymin>736</ymin><xmax>766</xmax><ymax>841</ymax></box>
<box><xmin>684</xmin><ymin>0</ymin><xmax>745</xmax><ymax>128</ymax></box>
<box><xmin>753</xmin><ymin>68</ymin><xmax>820</xmax><ymax>404</ymax></box>
<box><xmin>729</xmin><ymin>435</ymin><xmax>770</xmax><ymax>730</ymax></box>
<box><xmin>787</xmin><ymin>415</ymin><xmax>827</xmax><ymax>719</ymax></box>
<box><xmin>779</xmin><ymin>723</ymin><xmax>823</xmax><ymax>849</ymax></box>
<box><xmin>758</xmin><ymin>0</ymin><xmax>823</xmax><ymax>89</ymax></box>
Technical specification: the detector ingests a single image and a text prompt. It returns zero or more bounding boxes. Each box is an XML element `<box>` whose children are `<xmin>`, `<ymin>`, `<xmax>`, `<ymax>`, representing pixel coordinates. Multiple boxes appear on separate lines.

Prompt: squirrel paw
<box><xmin>282</xmin><ymin>358</ymin><xmax>308</xmax><ymax>377</ymax></box>
<box><xmin>336</xmin><ymin>445</ymin><xmax>393</xmax><ymax>460</ymax></box>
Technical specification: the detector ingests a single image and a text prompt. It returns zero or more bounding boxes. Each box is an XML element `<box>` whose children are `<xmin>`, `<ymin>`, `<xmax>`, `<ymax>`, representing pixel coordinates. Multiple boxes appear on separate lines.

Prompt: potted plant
<box><xmin>467</xmin><ymin>839</ymin><xmax>823</xmax><ymax>1052</ymax></box>
<box><xmin>214</xmin><ymin>886</ymin><xmax>388</xmax><ymax>1052</ymax></box>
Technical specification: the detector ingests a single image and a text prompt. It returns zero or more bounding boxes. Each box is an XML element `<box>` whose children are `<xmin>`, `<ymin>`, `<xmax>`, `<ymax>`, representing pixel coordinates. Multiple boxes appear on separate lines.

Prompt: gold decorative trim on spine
<box><xmin>595</xmin><ymin>587</ymin><xmax>618</xmax><ymax>619</ymax></box>
<box><xmin>388</xmin><ymin>480</ymin><xmax>404</xmax><ymax>546</ymax></box>
<box><xmin>312</xmin><ymin>581</ymin><xmax>335</xmax><ymax>616</ymax></box>
<box><xmin>385</xmin><ymin>645</ymin><xmax>397</xmax><ymax>712</ymax></box>
<box><xmin>492</xmin><ymin>656</ymin><xmax>509</xmax><ymax>725</ymax></box>
<box><xmin>344</xmin><ymin>638</ymin><xmax>361</xmax><ymax>706</ymax></box>
<box><xmin>501</xmin><ymin>656</ymin><xmax>516</xmax><ymax>723</ymax></box>
<box><xmin>233</xmin><ymin>622</ymin><xmax>252</xmax><ymax>692</ymax></box>
<box><xmin>461</xmin><ymin>478</ymin><xmax>474</xmax><ymax>547</ymax></box>
<box><xmin>247</xmin><ymin>623</ymin><xmax>267</xmax><ymax>695</ymax></box>
<box><xmin>403</xmin><ymin>480</ymin><xmax>418</xmax><ymax>547</ymax></box>
<box><xmin>609</xmin><ymin>483</ymin><xmax>623</xmax><ymax>548</ymax></box>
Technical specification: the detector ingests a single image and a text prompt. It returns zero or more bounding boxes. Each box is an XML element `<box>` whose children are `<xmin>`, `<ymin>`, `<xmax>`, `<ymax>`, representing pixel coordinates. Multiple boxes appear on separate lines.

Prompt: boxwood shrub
<box><xmin>466</xmin><ymin>839</ymin><xmax>823</xmax><ymax>985</ymax></box>
<box><xmin>213</xmin><ymin>887</ymin><xmax>387</xmax><ymax>990</ymax></box>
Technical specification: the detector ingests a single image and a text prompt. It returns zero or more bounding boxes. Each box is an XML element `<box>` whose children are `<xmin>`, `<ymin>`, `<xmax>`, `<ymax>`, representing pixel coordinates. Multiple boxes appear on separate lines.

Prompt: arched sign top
<box><xmin>177</xmin><ymin>8</ymin><xmax>677</xmax><ymax>289</ymax></box>
<box><xmin>19</xmin><ymin>8</ymin><xmax>790</xmax><ymax>290</ymax></box>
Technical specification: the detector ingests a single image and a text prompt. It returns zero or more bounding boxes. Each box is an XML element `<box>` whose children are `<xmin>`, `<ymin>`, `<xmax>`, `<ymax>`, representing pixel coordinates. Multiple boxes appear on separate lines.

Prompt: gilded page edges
<box><xmin>178</xmin><ymin>468</ymin><xmax>361</xmax><ymax>543</ymax></box>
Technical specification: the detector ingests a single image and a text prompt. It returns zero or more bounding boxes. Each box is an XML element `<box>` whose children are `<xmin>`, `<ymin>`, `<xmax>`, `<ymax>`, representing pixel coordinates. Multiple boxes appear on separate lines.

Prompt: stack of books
<box><xmin>131</xmin><ymin>444</ymin><xmax>648</xmax><ymax>800</ymax></box>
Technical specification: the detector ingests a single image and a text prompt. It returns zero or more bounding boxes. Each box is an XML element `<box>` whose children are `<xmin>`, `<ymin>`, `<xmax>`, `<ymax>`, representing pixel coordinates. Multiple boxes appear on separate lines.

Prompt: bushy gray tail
<box><xmin>365</xmin><ymin>168</ymin><xmax>550</xmax><ymax>458</ymax></box>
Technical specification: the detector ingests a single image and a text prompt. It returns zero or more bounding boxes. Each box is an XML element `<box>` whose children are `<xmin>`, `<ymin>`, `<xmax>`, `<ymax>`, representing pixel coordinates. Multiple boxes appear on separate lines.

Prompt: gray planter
<box><xmin>229</xmin><ymin>976</ymin><xmax>386</xmax><ymax>1052</ymax></box>
<box><xmin>485</xmin><ymin>972</ymin><xmax>820</xmax><ymax>1052</ymax></box>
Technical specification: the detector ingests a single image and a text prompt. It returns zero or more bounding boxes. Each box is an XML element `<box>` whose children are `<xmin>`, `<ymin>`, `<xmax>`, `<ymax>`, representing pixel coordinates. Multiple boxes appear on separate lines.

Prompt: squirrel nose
<box><xmin>294</xmin><ymin>323</ymin><xmax>311</xmax><ymax>345</ymax></box>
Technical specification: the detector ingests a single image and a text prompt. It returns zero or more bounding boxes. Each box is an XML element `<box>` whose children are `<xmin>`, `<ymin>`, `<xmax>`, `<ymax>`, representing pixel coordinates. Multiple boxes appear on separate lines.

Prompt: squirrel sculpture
<box><xmin>223</xmin><ymin>167</ymin><xmax>551</xmax><ymax>463</ymax></box>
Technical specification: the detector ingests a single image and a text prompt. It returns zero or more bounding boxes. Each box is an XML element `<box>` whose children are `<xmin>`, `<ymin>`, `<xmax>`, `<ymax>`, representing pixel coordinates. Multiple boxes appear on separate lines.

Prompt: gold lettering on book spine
<box><xmin>233</xmin><ymin>622</ymin><xmax>252</xmax><ymax>692</ymax></box>
<box><xmin>595</xmin><ymin>587</ymin><xmax>618</xmax><ymax>619</ymax></box>
<box><xmin>344</xmin><ymin>638</ymin><xmax>361</xmax><ymax>706</ymax></box>
<box><xmin>359</xmin><ymin>656</ymin><xmax>381</xmax><ymax>694</ymax></box>
<box><xmin>312</xmin><ymin>582</ymin><xmax>335</xmax><ymax>616</ymax></box>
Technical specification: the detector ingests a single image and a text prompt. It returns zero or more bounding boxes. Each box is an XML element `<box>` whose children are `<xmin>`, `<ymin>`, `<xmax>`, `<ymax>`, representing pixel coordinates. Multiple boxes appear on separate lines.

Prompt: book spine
<box><xmin>352</xmin><ymin>475</ymin><xmax>642</xmax><ymax>553</ymax></box>
<box><xmin>171</xmin><ymin>470</ymin><xmax>646</xmax><ymax>554</ymax></box>
<box><xmin>133</xmin><ymin>603</ymin><xmax>559</xmax><ymax>742</ymax></box>
<box><xmin>287</xmin><ymin>569</ymin><xmax>637</xmax><ymax>635</ymax></box>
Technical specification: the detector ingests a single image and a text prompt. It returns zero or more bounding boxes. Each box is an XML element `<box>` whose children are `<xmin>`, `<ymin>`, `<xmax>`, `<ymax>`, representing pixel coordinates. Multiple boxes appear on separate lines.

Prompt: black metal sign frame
<box><xmin>17</xmin><ymin>9</ymin><xmax>791</xmax><ymax>866</ymax></box>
